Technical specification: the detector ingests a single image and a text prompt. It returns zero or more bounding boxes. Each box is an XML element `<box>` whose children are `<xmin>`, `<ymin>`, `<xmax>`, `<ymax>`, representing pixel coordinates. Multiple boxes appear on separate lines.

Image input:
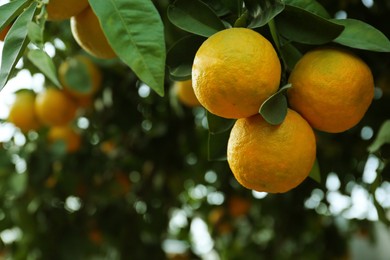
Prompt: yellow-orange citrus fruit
<box><xmin>71</xmin><ymin>7</ymin><xmax>116</xmax><ymax>59</ymax></box>
<box><xmin>0</xmin><ymin>24</ymin><xmax>11</xmax><ymax>41</ymax></box>
<box><xmin>8</xmin><ymin>90</ymin><xmax>41</xmax><ymax>132</ymax></box>
<box><xmin>287</xmin><ymin>47</ymin><xmax>375</xmax><ymax>133</ymax></box>
<box><xmin>46</xmin><ymin>0</ymin><xmax>89</xmax><ymax>21</ymax></box>
<box><xmin>192</xmin><ymin>28</ymin><xmax>281</xmax><ymax>119</ymax></box>
<box><xmin>48</xmin><ymin>126</ymin><xmax>81</xmax><ymax>153</ymax></box>
<box><xmin>59</xmin><ymin>55</ymin><xmax>102</xmax><ymax>102</ymax></box>
<box><xmin>173</xmin><ymin>80</ymin><xmax>201</xmax><ymax>107</ymax></box>
<box><xmin>227</xmin><ymin>109</ymin><xmax>316</xmax><ymax>193</ymax></box>
<box><xmin>35</xmin><ymin>88</ymin><xmax>78</xmax><ymax>126</ymax></box>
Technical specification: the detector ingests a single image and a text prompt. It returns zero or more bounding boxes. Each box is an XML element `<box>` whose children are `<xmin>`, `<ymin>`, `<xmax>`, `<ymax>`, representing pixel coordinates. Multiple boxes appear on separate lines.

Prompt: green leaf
<box><xmin>202</xmin><ymin>0</ymin><xmax>231</xmax><ymax>16</ymax></box>
<box><xmin>331</xmin><ymin>19</ymin><xmax>390</xmax><ymax>52</ymax></box>
<box><xmin>244</xmin><ymin>0</ymin><xmax>285</xmax><ymax>28</ymax></box>
<box><xmin>27</xmin><ymin>49</ymin><xmax>60</xmax><ymax>87</ymax></box>
<box><xmin>283</xmin><ymin>0</ymin><xmax>330</xmax><ymax>18</ymax></box>
<box><xmin>308</xmin><ymin>158</ymin><xmax>321</xmax><ymax>183</ymax></box>
<box><xmin>9</xmin><ymin>173</ymin><xmax>27</xmax><ymax>197</ymax></box>
<box><xmin>27</xmin><ymin>21</ymin><xmax>43</xmax><ymax>47</ymax></box>
<box><xmin>207</xmin><ymin>111</ymin><xmax>235</xmax><ymax>134</ymax></box>
<box><xmin>259</xmin><ymin>84</ymin><xmax>291</xmax><ymax>125</ymax></box>
<box><xmin>167</xmin><ymin>0</ymin><xmax>226</xmax><ymax>37</ymax></box>
<box><xmin>89</xmin><ymin>0</ymin><xmax>166</xmax><ymax>96</ymax></box>
<box><xmin>275</xmin><ymin>5</ymin><xmax>344</xmax><ymax>45</ymax></box>
<box><xmin>0</xmin><ymin>2</ymin><xmax>37</xmax><ymax>91</ymax></box>
<box><xmin>166</xmin><ymin>35</ymin><xmax>205</xmax><ymax>81</ymax></box>
<box><xmin>208</xmin><ymin>130</ymin><xmax>231</xmax><ymax>161</ymax></box>
<box><xmin>368</xmin><ymin>120</ymin><xmax>390</xmax><ymax>154</ymax></box>
<box><xmin>279</xmin><ymin>41</ymin><xmax>302</xmax><ymax>71</ymax></box>
<box><xmin>220</xmin><ymin>0</ymin><xmax>243</xmax><ymax>15</ymax></box>
<box><xmin>0</xmin><ymin>0</ymin><xmax>32</xmax><ymax>31</ymax></box>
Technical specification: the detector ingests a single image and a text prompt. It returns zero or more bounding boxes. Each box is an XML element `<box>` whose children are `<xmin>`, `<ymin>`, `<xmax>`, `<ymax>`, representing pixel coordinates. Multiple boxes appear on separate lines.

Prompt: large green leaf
<box><xmin>275</xmin><ymin>5</ymin><xmax>344</xmax><ymax>45</ymax></box>
<box><xmin>332</xmin><ymin>19</ymin><xmax>390</xmax><ymax>52</ymax></box>
<box><xmin>167</xmin><ymin>0</ymin><xmax>226</xmax><ymax>37</ymax></box>
<box><xmin>0</xmin><ymin>0</ymin><xmax>32</xmax><ymax>31</ymax></box>
<box><xmin>244</xmin><ymin>0</ymin><xmax>285</xmax><ymax>28</ymax></box>
<box><xmin>220</xmin><ymin>0</ymin><xmax>243</xmax><ymax>15</ymax></box>
<box><xmin>89</xmin><ymin>0</ymin><xmax>166</xmax><ymax>96</ymax></box>
<box><xmin>166</xmin><ymin>35</ymin><xmax>205</xmax><ymax>81</ymax></box>
<box><xmin>279</xmin><ymin>41</ymin><xmax>302</xmax><ymax>71</ymax></box>
<box><xmin>0</xmin><ymin>2</ymin><xmax>37</xmax><ymax>91</ymax></box>
<box><xmin>27</xmin><ymin>49</ymin><xmax>60</xmax><ymax>87</ymax></box>
<box><xmin>283</xmin><ymin>0</ymin><xmax>330</xmax><ymax>18</ymax></box>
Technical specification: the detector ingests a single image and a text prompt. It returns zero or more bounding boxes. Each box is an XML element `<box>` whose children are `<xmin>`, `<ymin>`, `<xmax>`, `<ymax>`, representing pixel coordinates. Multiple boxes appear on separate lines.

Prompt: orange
<box><xmin>46</xmin><ymin>0</ymin><xmax>89</xmax><ymax>21</ymax></box>
<box><xmin>35</xmin><ymin>87</ymin><xmax>78</xmax><ymax>126</ymax></box>
<box><xmin>173</xmin><ymin>80</ymin><xmax>201</xmax><ymax>107</ymax></box>
<box><xmin>0</xmin><ymin>24</ymin><xmax>11</xmax><ymax>41</ymax></box>
<box><xmin>227</xmin><ymin>109</ymin><xmax>316</xmax><ymax>193</ymax></box>
<box><xmin>192</xmin><ymin>28</ymin><xmax>281</xmax><ymax>119</ymax></box>
<box><xmin>59</xmin><ymin>55</ymin><xmax>102</xmax><ymax>105</ymax></box>
<box><xmin>8</xmin><ymin>90</ymin><xmax>41</xmax><ymax>132</ymax></box>
<box><xmin>71</xmin><ymin>6</ymin><xmax>116</xmax><ymax>59</ymax></box>
<box><xmin>287</xmin><ymin>46</ymin><xmax>375</xmax><ymax>133</ymax></box>
<box><xmin>48</xmin><ymin>126</ymin><xmax>81</xmax><ymax>153</ymax></box>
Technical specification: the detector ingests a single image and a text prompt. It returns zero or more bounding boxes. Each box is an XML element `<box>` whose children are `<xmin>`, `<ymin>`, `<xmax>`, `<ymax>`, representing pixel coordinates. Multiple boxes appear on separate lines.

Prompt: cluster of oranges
<box><xmin>46</xmin><ymin>0</ymin><xmax>115</xmax><ymax>59</ymax></box>
<box><xmin>188</xmin><ymin>28</ymin><xmax>374</xmax><ymax>193</ymax></box>
<box><xmin>7</xmin><ymin>55</ymin><xmax>102</xmax><ymax>153</ymax></box>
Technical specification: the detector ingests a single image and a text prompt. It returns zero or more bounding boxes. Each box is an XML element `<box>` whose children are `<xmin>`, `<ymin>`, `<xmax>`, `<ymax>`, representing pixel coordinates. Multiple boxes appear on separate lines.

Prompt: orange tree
<box><xmin>0</xmin><ymin>0</ymin><xmax>390</xmax><ymax>259</ymax></box>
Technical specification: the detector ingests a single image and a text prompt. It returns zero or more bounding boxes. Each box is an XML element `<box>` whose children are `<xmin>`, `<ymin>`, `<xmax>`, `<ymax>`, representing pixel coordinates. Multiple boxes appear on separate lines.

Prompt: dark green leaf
<box><xmin>283</xmin><ymin>0</ymin><xmax>330</xmax><ymax>18</ymax></box>
<box><xmin>167</xmin><ymin>0</ymin><xmax>226</xmax><ymax>37</ymax></box>
<box><xmin>220</xmin><ymin>0</ymin><xmax>243</xmax><ymax>15</ymax></box>
<box><xmin>27</xmin><ymin>49</ymin><xmax>60</xmax><ymax>87</ymax></box>
<box><xmin>202</xmin><ymin>0</ymin><xmax>231</xmax><ymax>16</ymax></box>
<box><xmin>244</xmin><ymin>0</ymin><xmax>285</xmax><ymax>28</ymax></box>
<box><xmin>368</xmin><ymin>120</ymin><xmax>390</xmax><ymax>153</ymax></box>
<box><xmin>207</xmin><ymin>111</ymin><xmax>235</xmax><ymax>134</ymax></box>
<box><xmin>89</xmin><ymin>0</ymin><xmax>166</xmax><ymax>96</ymax></box>
<box><xmin>27</xmin><ymin>21</ymin><xmax>43</xmax><ymax>47</ymax></box>
<box><xmin>0</xmin><ymin>0</ymin><xmax>32</xmax><ymax>31</ymax></box>
<box><xmin>0</xmin><ymin>2</ymin><xmax>37</xmax><ymax>91</ymax></box>
<box><xmin>309</xmin><ymin>158</ymin><xmax>321</xmax><ymax>183</ymax></box>
<box><xmin>332</xmin><ymin>19</ymin><xmax>390</xmax><ymax>52</ymax></box>
<box><xmin>208</xmin><ymin>130</ymin><xmax>231</xmax><ymax>161</ymax></box>
<box><xmin>275</xmin><ymin>5</ymin><xmax>344</xmax><ymax>44</ymax></box>
<box><xmin>166</xmin><ymin>35</ymin><xmax>205</xmax><ymax>81</ymax></box>
<box><xmin>259</xmin><ymin>84</ymin><xmax>291</xmax><ymax>125</ymax></box>
<box><xmin>279</xmin><ymin>41</ymin><xmax>302</xmax><ymax>71</ymax></box>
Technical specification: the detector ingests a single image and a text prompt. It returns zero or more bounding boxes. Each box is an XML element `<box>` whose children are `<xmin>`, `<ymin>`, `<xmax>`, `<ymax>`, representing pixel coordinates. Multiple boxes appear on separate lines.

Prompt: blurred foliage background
<box><xmin>0</xmin><ymin>0</ymin><xmax>390</xmax><ymax>259</ymax></box>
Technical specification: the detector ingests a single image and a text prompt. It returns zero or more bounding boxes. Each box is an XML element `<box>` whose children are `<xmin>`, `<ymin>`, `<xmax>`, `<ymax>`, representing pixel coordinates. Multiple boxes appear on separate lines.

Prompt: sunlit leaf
<box><xmin>27</xmin><ymin>49</ymin><xmax>61</xmax><ymax>87</ymax></box>
<box><xmin>89</xmin><ymin>0</ymin><xmax>166</xmax><ymax>96</ymax></box>
<box><xmin>309</xmin><ymin>159</ymin><xmax>321</xmax><ymax>183</ymax></box>
<box><xmin>368</xmin><ymin>120</ymin><xmax>390</xmax><ymax>153</ymax></box>
<box><xmin>0</xmin><ymin>0</ymin><xmax>32</xmax><ymax>31</ymax></box>
<box><xmin>0</xmin><ymin>2</ymin><xmax>37</xmax><ymax>91</ymax></box>
<box><xmin>167</xmin><ymin>0</ymin><xmax>226</xmax><ymax>37</ymax></box>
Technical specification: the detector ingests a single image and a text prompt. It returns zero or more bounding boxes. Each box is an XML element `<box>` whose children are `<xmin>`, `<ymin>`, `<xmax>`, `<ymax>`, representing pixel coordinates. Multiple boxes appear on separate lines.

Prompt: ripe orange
<box><xmin>59</xmin><ymin>55</ymin><xmax>102</xmax><ymax>106</ymax></box>
<box><xmin>0</xmin><ymin>24</ymin><xmax>11</xmax><ymax>41</ymax></box>
<box><xmin>35</xmin><ymin>88</ymin><xmax>78</xmax><ymax>126</ymax></box>
<box><xmin>8</xmin><ymin>90</ymin><xmax>41</xmax><ymax>132</ymax></box>
<box><xmin>288</xmin><ymin>47</ymin><xmax>375</xmax><ymax>133</ymax></box>
<box><xmin>71</xmin><ymin>6</ymin><xmax>116</xmax><ymax>59</ymax></box>
<box><xmin>46</xmin><ymin>0</ymin><xmax>89</xmax><ymax>21</ymax></box>
<box><xmin>192</xmin><ymin>28</ymin><xmax>281</xmax><ymax>119</ymax></box>
<box><xmin>173</xmin><ymin>80</ymin><xmax>201</xmax><ymax>107</ymax></box>
<box><xmin>227</xmin><ymin>109</ymin><xmax>316</xmax><ymax>193</ymax></box>
<box><xmin>48</xmin><ymin>126</ymin><xmax>81</xmax><ymax>153</ymax></box>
